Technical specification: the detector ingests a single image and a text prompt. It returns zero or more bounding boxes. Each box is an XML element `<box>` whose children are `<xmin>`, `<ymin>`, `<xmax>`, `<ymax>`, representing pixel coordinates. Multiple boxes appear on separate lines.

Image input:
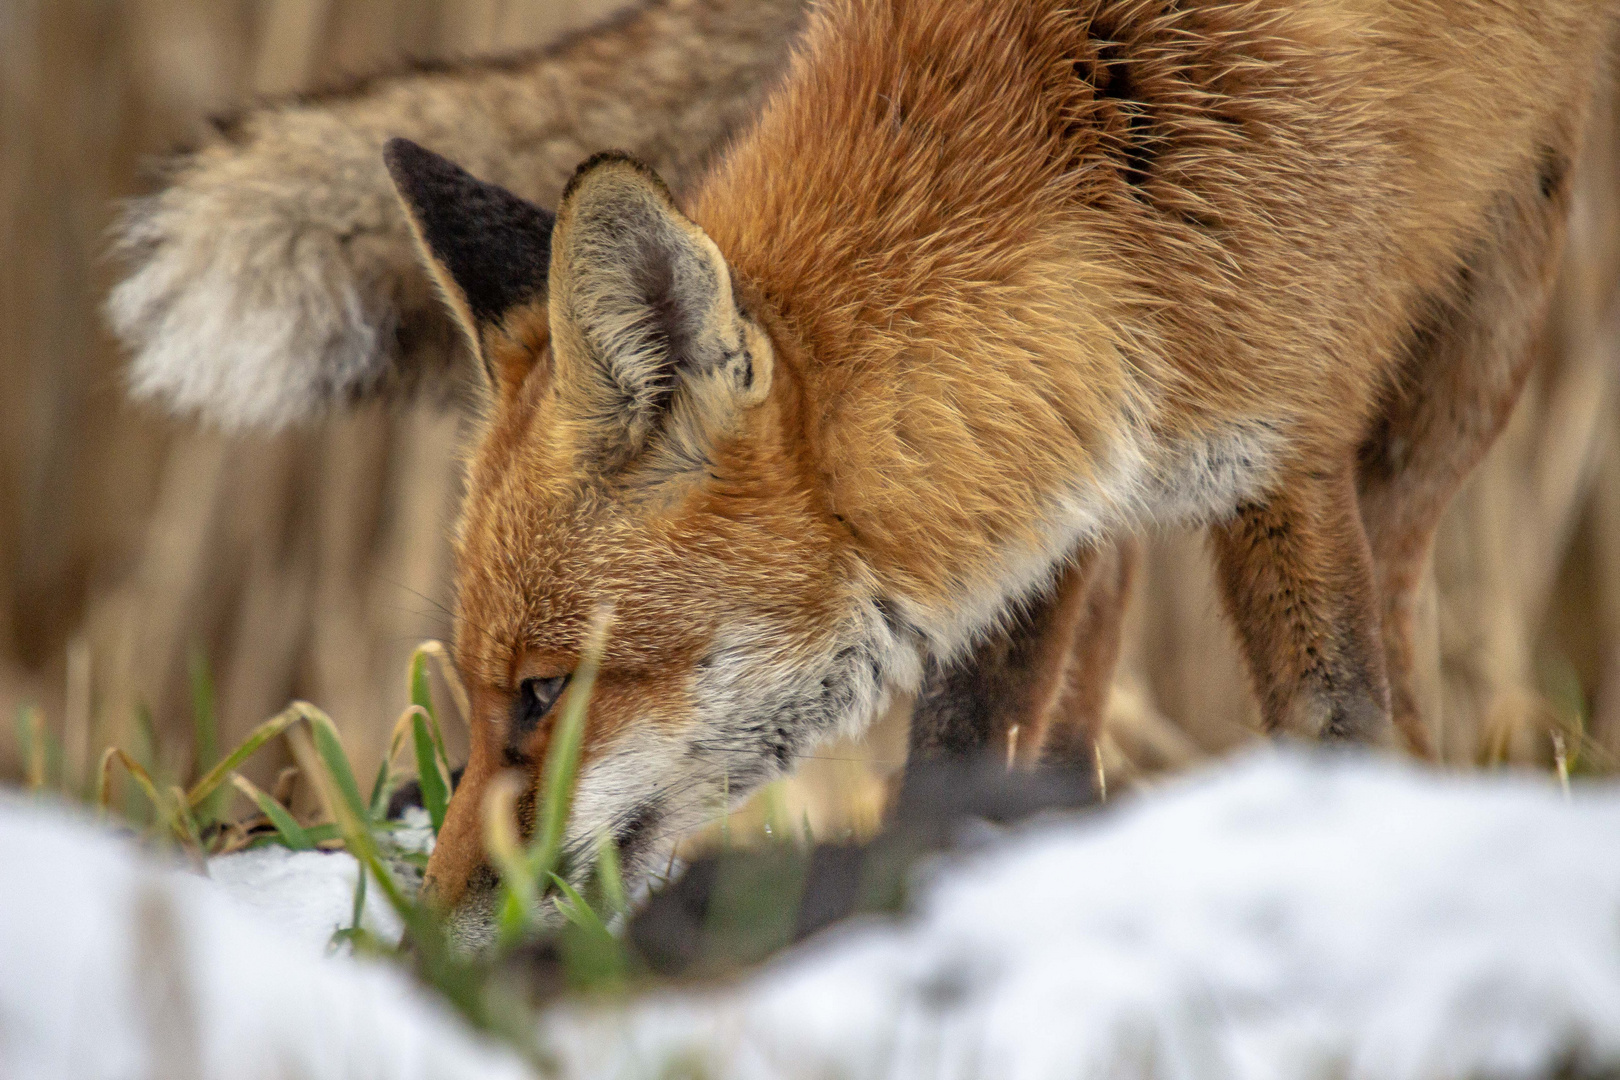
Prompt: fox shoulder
<box><xmin>107</xmin><ymin>0</ymin><xmax>803</xmax><ymax>430</ymax></box>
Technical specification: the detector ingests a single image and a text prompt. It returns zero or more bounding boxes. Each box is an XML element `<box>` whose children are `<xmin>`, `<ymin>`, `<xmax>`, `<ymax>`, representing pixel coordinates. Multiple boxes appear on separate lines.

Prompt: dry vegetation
<box><xmin>1</xmin><ymin>0</ymin><xmax>1617</xmax><ymax>830</ymax></box>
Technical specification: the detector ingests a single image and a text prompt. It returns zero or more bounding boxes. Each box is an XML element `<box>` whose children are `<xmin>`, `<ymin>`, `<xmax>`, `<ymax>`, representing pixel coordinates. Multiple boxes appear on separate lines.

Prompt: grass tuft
<box><xmin>17</xmin><ymin>632</ymin><xmax>632</xmax><ymax>1060</ymax></box>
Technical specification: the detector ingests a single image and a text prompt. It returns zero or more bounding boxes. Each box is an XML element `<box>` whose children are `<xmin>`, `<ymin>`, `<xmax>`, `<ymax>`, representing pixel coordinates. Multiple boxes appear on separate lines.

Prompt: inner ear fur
<box><xmin>548</xmin><ymin>152</ymin><xmax>772</xmax><ymax>469</ymax></box>
<box><xmin>383</xmin><ymin>138</ymin><xmax>555</xmax><ymax>399</ymax></box>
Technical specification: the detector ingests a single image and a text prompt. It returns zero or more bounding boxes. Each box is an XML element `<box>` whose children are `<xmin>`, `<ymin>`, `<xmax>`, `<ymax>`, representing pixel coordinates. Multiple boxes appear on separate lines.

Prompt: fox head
<box><xmin>383</xmin><ymin>139</ymin><xmax>917</xmax><ymax>945</ymax></box>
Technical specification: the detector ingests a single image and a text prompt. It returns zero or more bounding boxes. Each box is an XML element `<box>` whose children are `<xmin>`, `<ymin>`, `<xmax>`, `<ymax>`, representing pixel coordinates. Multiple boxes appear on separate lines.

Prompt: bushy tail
<box><xmin>107</xmin><ymin>0</ymin><xmax>803</xmax><ymax>430</ymax></box>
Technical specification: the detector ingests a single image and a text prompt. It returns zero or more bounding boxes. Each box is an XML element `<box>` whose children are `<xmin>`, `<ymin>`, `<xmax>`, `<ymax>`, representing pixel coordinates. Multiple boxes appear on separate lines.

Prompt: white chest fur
<box><xmin>890</xmin><ymin>416</ymin><xmax>1283</xmax><ymax>662</ymax></box>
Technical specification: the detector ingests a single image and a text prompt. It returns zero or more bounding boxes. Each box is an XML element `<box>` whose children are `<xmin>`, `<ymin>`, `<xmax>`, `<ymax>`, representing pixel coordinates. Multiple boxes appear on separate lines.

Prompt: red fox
<box><xmin>108</xmin><ymin>0</ymin><xmax>1125</xmax><ymax>821</ymax></box>
<box><xmin>362</xmin><ymin>0</ymin><xmax>1616</xmax><ymax>937</ymax></box>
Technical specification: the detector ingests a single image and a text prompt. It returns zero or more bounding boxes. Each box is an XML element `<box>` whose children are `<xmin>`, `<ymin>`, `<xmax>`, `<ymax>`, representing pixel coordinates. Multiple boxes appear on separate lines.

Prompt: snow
<box><xmin>204</xmin><ymin>805</ymin><xmax>433</xmax><ymax>953</ymax></box>
<box><xmin>0</xmin><ymin>798</ymin><xmax>530</xmax><ymax>1080</ymax></box>
<box><xmin>538</xmin><ymin>750</ymin><xmax>1620</xmax><ymax>1080</ymax></box>
<box><xmin>2</xmin><ymin>750</ymin><xmax>1618</xmax><ymax>1080</ymax></box>
<box><xmin>208</xmin><ymin>847</ymin><xmax>402</xmax><ymax>952</ymax></box>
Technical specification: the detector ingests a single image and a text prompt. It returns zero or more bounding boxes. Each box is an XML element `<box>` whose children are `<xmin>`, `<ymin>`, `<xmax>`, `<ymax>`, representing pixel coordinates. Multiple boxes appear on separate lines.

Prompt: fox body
<box><xmin>364</xmin><ymin>0</ymin><xmax>1616</xmax><ymax>939</ymax></box>
<box><xmin>108</xmin><ymin>0</ymin><xmax>1612</xmax><ymax>940</ymax></box>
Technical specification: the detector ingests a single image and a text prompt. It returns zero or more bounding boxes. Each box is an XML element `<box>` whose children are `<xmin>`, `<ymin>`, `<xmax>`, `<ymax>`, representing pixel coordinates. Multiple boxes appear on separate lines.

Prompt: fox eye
<box><xmin>513</xmin><ymin>674</ymin><xmax>570</xmax><ymax>738</ymax></box>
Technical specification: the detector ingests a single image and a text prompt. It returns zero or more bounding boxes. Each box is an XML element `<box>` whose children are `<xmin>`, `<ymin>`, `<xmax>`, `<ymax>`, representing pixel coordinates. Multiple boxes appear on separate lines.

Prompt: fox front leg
<box><xmin>1208</xmin><ymin>463</ymin><xmax>1393</xmax><ymax>744</ymax></box>
<box><xmin>909</xmin><ymin>538</ymin><xmax>1137</xmax><ymax>768</ymax></box>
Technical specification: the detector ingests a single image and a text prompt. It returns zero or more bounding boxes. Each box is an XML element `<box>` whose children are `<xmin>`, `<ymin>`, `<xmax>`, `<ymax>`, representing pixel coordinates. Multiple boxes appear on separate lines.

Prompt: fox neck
<box><xmin>691</xmin><ymin>1</ymin><xmax>1151</xmax><ymax>664</ymax></box>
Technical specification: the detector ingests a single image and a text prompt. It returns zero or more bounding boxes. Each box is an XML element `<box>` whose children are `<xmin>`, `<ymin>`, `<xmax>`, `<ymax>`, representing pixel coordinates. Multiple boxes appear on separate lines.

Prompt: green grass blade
<box><xmin>185</xmin><ymin>707</ymin><xmax>304</xmax><ymax>810</ymax></box>
<box><xmin>496</xmin><ymin>890</ymin><xmax>531</xmax><ymax>943</ymax></box>
<box><xmin>551</xmin><ymin>873</ymin><xmax>629</xmax><ymax>992</ymax></box>
<box><xmin>97</xmin><ymin>747</ymin><xmax>163</xmax><ymax>818</ymax></box>
<box><xmin>411</xmin><ymin>707</ymin><xmax>450</xmax><ymax>834</ymax></box>
<box><xmin>287</xmin><ymin>727</ymin><xmax>419</xmax><ymax>924</ymax></box>
<box><xmin>15</xmin><ymin>705</ymin><xmax>45</xmax><ymax>791</ymax></box>
<box><xmin>525</xmin><ymin>606</ymin><xmax>612</xmax><ymax>881</ymax></box>
<box><xmin>368</xmin><ymin>755</ymin><xmax>392</xmax><ymax>821</ymax></box>
<box><xmin>410</xmin><ymin>649</ymin><xmax>435</xmax><ymax>722</ymax></box>
<box><xmin>411</xmin><ymin>639</ymin><xmax>472</xmax><ymax>730</ymax></box>
<box><xmin>351</xmin><ymin>861</ymin><xmax>368</xmax><ymax>931</ymax></box>
<box><xmin>494</xmin><ymin>606</ymin><xmax>613</xmax><ymax>949</ymax></box>
<box><xmin>409</xmin><ymin>648</ymin><xmax>452</xmax><ymax>770</ymax></box>
<box><xmin>761</xmin><ymin>780</ymin><xmax>797</xmax><ymax>847</ymax></box>
<box><xmin>133</xmin><ymin>703</ymin><xmax>160</xmax><ymax>772</ymax></box>
<box><xmin>595</xmin><ymin>832</ymin><xmax>629</xmax><ymax>917</ymax></box>
<box><xmin>231</xmin><ymin>773</ymin><xmax>313</xmax><ymax>850</ymax></box>
<box><xmin>369</xmin><ymin>707</ymin><xmax>421</xmax><ymax>819</ymax></box>
<box><xmin>283</xmin><ymin>724</ymin><xmax>510</xmax><ymax>1037</ymax></box>
<box><xmin>188</xmin><ymin>647</ymin><xmax>227</xmax><ymax>825</ymax></box>
<box><xmin>305</xmin><ymin>707</ymin><xmax>368</xmax><ymax>824</ymax></box>
<box><xmin>483</xmin><ymin>774</ymin><xmax>542</xmax><ymax>944</ymax></box>
<box><xmin>549</xmin><ymin>873</ymin><xmax>610</xmax><ymax>936</ymax></box>
<box><xmin>124</xmin><ymin>707</ymin><xmax>162</xmax><ymax>828</ymax></box>
<box><xmin>159</xmin><ymin>783</ymin><xmax>209</xmax><ymax>865</ymax></box>
<box><xmin>244</xmin><ymin>823</ymin><xmax>346</xmax><ymax>849</ymax></box>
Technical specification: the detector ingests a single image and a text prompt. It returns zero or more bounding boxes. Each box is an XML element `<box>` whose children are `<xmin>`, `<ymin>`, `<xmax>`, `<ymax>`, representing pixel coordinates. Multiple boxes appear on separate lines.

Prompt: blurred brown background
<box><xmin>1</xmin><ymin>0</ymin><xmax>1616</xmax><ymax>813</ymax></box>
<box><xmin>0</xmin><ymin>0</ymin><xmax>634</xmax><ymax>794</ymax></box>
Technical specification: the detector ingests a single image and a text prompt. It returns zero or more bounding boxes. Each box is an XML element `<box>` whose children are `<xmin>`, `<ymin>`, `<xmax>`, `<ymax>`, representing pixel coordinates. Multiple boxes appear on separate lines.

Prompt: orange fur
<box><xmin>408</xmin><ymin>0</ymin><xmax>1614</xmax><ymax>935</ymax></box>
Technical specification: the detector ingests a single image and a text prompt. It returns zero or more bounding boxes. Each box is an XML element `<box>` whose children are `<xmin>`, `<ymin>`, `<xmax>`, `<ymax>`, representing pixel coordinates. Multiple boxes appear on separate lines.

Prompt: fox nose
<box><xmin>438</xmin><ymin>863</ymin><xmax>502</xmax><ymax>951</ymax></box>
<box><xmin>422</xmin><ymin>758</ymin><xmax>497</xmax><ymax>914</ymax></box>
<box><xmin>422</xmin><ymin>788</ymin><xmax>505</xmax><ymax>951</ymax></box>
<box><xmin>395</xmin><ymin>857</ymin><xmax>496</xmax><ymax>955</ymax></box>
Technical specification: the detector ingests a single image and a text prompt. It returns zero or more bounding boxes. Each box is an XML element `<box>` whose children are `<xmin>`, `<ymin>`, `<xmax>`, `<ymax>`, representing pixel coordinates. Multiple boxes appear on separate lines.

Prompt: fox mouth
<box><xmin>609</xmin><ymin>801</ymin><xmax>663</xmax><ymax>871</ymax></box>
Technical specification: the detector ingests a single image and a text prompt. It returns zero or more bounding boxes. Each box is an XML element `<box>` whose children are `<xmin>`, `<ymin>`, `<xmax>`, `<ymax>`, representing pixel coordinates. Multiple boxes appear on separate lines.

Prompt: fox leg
<box><xmin>1208</xmin><ymin>465</ymin><xmax>1393</xmax><ymax>744</ymax></box>
<box><xmin>1357</xmin><ymin>144</ymin><xmax>1580</xmax><ymax>757</ymax></box>
<box><xmin>1029</xmin><ymin>538</ymin><xmax>1137</xmax><ymax>767</ymax></box>
<box><xmin>908</xmin><ymin>538</ymin><xmax>1136</xmax><ymax>768</ymax></box>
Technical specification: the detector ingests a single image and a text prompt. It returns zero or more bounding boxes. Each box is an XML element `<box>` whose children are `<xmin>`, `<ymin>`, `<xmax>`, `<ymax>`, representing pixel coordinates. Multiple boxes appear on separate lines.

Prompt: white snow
<box><xmin>205</xmin><ymin>805</ymin><xmax>434</xmax><ymax>953</ymax></box>
<box><xmin>539</xmin><ymin>749</ymin><xmax>1620</xmax><ymax>1080</ymax></box>
<box><xmin>0</xmin><ymin>799</ymin><xmax>530</xmax><ymax>1080</ymax></box>
<box><xmin>2</xmin><ymin>750</ymin><xmax>1618</xmax><ymax>1080</ymax></box>
<box><xmin>208</xmin><ymin>847</ymin><xmax>403</xmax><ymax>953</ymax></box>
<box><xmin>202</xmin><ymin>804</ymin><xmax>436</xmax><ymax>953</ymax></box>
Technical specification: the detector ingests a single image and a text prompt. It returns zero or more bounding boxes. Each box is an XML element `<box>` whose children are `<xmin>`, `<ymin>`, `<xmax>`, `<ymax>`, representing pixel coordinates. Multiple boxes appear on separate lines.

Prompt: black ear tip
<box><xmin>382</xmin><ymin>136</ymin><xmax>423</xmax><ymax>176</ymax></box>
<box><xmin>381</xmin><ymin>135</ymin><xmax>555</xmax><ymax>332</ymax></box>
<box><xmin>560</xmin><ymin>150</ymin><xmax>670</xmax><ymax>204</ymax></box>
<box><xmin>382</xmin><ymin>138</ymin><xmax>468</xmax><ymax>197</ymax></box>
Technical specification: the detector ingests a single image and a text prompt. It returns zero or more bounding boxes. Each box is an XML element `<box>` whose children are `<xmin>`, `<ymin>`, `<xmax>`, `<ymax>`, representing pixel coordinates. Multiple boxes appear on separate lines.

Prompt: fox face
<box><xmin>385</xmin><ymin>141</ymin><xmax>918</xmax><ymax>942</ymax></box>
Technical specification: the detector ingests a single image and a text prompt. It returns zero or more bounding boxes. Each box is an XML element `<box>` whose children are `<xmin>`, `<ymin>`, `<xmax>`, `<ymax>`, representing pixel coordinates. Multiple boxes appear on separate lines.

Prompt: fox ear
<box><xmin>383</xmin><ymin>138</ymin><xmax>555</xmax><ymax>396</ymax></box>
<box><xmin>547</xmin><ymin>152</ymin><xmax>771</xmax><ymax>469</ymax></box>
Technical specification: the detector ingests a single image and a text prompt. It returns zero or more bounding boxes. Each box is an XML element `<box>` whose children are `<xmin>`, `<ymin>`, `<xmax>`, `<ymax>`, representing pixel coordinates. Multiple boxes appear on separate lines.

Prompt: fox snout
<box><xmin>419</xmin><ymin>742</ymin><xmax>503</xmax><ymax>948</ymax></box>
<box><xmin>418</xmin><ymin>676</ymin><xmax>693</xmax><ymax>947</ymax></box>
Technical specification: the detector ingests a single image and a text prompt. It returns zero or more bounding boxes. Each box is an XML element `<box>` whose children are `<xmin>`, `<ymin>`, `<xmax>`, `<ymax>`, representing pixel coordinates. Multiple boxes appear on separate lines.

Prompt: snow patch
<box><xmin>2</xmin><ymin>751</ymin><xmax>1618</xmax><ymax>1080</ymax></box>
<box><xmin>539</xmin><ymin>750</ymin><xmax>1620</xmax><ymax>1079</ymax></box>
<box><xmin>209</xmin><ymin>847</ymin><xmax>403</xmax><ymax>953</ymax></box>
<box><xmin>0</xmin><ymin>798</ymin><xmax>527</xmax><ymax>1080</ymax></box>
